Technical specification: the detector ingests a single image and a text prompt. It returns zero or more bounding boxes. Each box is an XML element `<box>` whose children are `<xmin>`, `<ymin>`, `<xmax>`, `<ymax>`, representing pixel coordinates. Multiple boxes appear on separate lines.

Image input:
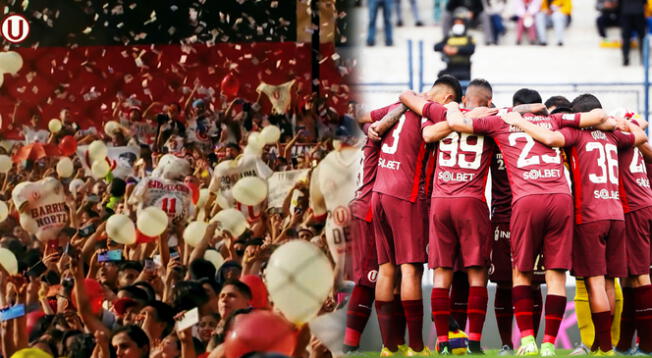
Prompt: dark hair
<box><xmin>433</xmin><ymin>74</ymin><xmax>463</xmax><ymax>103</ymax></box>
<box><xmin>544</xmin><ymin>96</ymin><xmax>571</xmax><ymax>110</ymax></box>
<box><xmin>62</xmin><ymin>329</ymin><xmax>83</xmax><ymax>345</ymax></box>
<box><xmin>215</xmin><ymin>261</ymin><xmax>243</xmax><ymax>287</ymax></box>
<box><xmin>467</xmin><ymin>78</ymin><xmax>493</xmax><ymax>96</ymax></box>
<box><xmin>31</xmin><ymin>329</ymin><xmax>62</xmax><ymax>357</ymax></box>
<box><xmin>132</xmin><ymin>281</ymin><xmax>156</xmax><ymax>302</ymax></box>
<box><xmin>68</xmin><ymin>333</ymin><xmax>95</xmax><ymax>358</ymax></box>
<box><xmin>119</xmin><ymin>260</ymin><xmax>143</xmax><ymax>273</ymax></box>
<box><xmin>198</xmin><ymin>277</ymin><xmax>221</xmax><ymax>296</ymax></box>
<box><xmin>172</xmin><ymin>281</ymin><xmax>210</xmax><ymax>312</ymax></box>
<box><xmin>84</xmin><ymin>208</ymin><xmax>100</xmax><ymax>218</ymax></box>
<box><xmin>226</xmin><ymin>143</ymin><xmax>241</xmax><ymax>151</ymax></box>
<box><xmin>112</xmin><ymin>325</ymin><xmax>150</xmax><ymax>355</ymax></box>
<box><xmin>512</xmin><ymin>88</ymin><xmax>542</xmax><ymax>106</ymax></box>
<box><xmin>190</xmin><ymin>258</ymin><xmax>217</xmax><ymax>281</ymax></box>
<box><xmin>118</xmin><ymin>285</ymin><xmax>150</xmax><ymax>304</ymax></box>
<box><xmin>29</xmin><ymin>315</ymin><xmax>55</xmax><ymax>343</ymax></box>
<box><xmin>145</xmin><ymin>301</ymin><xmax>176</xmax><ymax>339</ymax></box>
<box><xmin>221</xmin><ymin>280</ymin><xmax>253</xmax><ymax>300</ymax></box>
<box><xmin>110</xmin><ymin>178</ymin><xmax>127</xmax><ymax>197</ymax></box>
<box><xmin>571</xmin><ymin>94</ymin><xmax>602</xmax><ymax>113</ymax></box>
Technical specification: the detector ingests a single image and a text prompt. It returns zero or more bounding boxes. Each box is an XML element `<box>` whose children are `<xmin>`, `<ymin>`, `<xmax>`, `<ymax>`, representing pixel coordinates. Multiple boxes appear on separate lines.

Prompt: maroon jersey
<box><xmin>371</xmin><ymin>103</ymin><xmax>435</xmax><ymax>202</ymax></box>
<box><xmin>421</xmin><ymin>102</ymin><xmax>494</xmax><ymax>200</ymax></box>
<box><xmin>350</xmin><ymin>135</ymin><xmax>381</xmax><ymax>221</ymax></box>
<box><xmin>472</xmin><ymin>113</ymin><xmax>581</xmax><ymax>203</ymax></box>
<box><xmin>490</xmin><ymin>150</ymin><xmax>512</xmax><ymax>222</ymax></box>
<box><xmin>618</xmin><ymin>145</ymin><xmax>652</xmax><ymax>213</ymax></box>
<box><xmin>560</xmin><ymin>128</ymin><xmax>634</xmax><ymax>223</ymax></box>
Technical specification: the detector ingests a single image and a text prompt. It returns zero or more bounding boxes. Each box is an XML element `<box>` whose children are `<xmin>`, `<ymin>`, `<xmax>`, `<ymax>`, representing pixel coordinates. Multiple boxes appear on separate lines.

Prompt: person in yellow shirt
<box><xmin>536</xmin><ymin>0</ymin><xmax>572</xmax><ymax>46</ymax></box>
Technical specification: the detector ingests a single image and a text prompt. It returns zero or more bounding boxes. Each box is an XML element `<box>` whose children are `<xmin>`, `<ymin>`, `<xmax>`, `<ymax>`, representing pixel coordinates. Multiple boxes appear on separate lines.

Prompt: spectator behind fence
<box><xmin>486</xmin><ymin>0</ymin><xmax>508</xmax><ymax>44</ymax></box>
<box><xmin>620</xmin><ymin>0</ymin><xmax>646</xmax><ymax>66</ymax></box>
<box><xmin>513</xmin><ymin>0</ymin><xmax>542</xmax><ymax>45</ymax></box>
<box><xmin>596</xmin><ymin>0</ymin><xmax>621</xmax><ymax>45</ymax></box>
<box><xmin>367</xmin><ymin>0</ymin><xmax>394</xmax><ymax>46</ymax></box>
<box><xmin>536</xmin><ymin>0</ymin><xmax>572</xmax><ymax>46</ymax></box>
<box><xmin>435</xmin><ymin>10</ymin><xmax>477</xmax><ymax>81</ymax></box>
<box><xmin>395</xmin><ymin>0</ymin><xmax>424</xmax><ymax>26</ymax></box>
<box><xmin>442</xmin><ymin>0</ymin><xmax>493</xmax><ymax>45</ymax></box>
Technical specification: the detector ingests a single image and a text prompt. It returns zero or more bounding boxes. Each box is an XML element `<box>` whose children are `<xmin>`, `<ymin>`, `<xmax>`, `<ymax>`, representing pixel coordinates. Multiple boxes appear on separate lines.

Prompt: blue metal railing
<box><xmin>644</xmin><ymin>33</ymin><xmax>649</xmax><ymax>128</ymax></box>
<box><xmin>354</xmin><ymin>39</ymin><xmax>650</xmax><ymax>122</ymax></box>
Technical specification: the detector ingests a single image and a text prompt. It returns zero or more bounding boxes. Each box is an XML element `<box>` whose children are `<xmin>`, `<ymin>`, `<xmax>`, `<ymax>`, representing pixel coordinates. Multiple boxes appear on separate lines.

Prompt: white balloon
<box><xmin>104</xmin><ymin>121</ymin><xmax>121</xmax><ymax>136</ymax></box>
<box><xmin>137</xmin><ymin>206</ymin><xmax>168</xmax><ymax>237</ymax></box>
<box><xmin>0</xmin><ymin>51</ymin><xmax>23</xmax><ymax>75</ymax></box>
<box><xmin>0</xmin><ymin>154</ymin><xmax>11</xmax><ymax>173</ymax></box>
<box><xmin>210</xmin><ymin>209</ymin><xmax>247</xmax><ymax>237</ymax></box>
<box><xmin>248</xmin><ymin>132</ymin><xmax>265</xmax><ymax>150</ymax></box>
<box><xmin>106</xmin><ymin>214</ymin><xmax>136</xmax><ymax>245</ymax></box>
<box><xmin>183</xmin><ymin>221</ymin><xmax>209</xmax><ymax>247</ymax></box>
<box><xmin>19</xmin><ymin>213</ymin><xmax>38</xmax><ymax>234</ymax></box>
<box><xmin>204</xmin><ymin>249</ymin><xmax>225</xmax><ymax>271</ymax></box>
<box><xmin>232</xmin><ymin>176</ymin><xmax>268</xmax><ymax>206</ymax></box>
<box><xmin>0</xmin><ymin>248</ymin><xmax>18</xmax><ymax>275</ymax></box>
<box><xmin>48</xmin><ymin>119</ymin><xmax>62</xmax><ymax>133</ymax></box>
<box><xmin>260</xmin><ymin>125</ymin><xmax>281</xmax><ymax>144</ymax></box>
<box><xmin>197</xmin><ymin>188</ymin><xmax>210</xmax><ymax>208</ymax></box>
<box><xmin>243</xmin><ymin>143</ymin><xmax>263</xmax><ymax>157</ymax></box>
<box><xmin>56</xmin><ymin>157</ymin><xmax>74</xmax><ymax>178</ymax></box>
<box><xmin>69</xmin><ymin>178</ymin><xmax>85</xmax><ymax>196</ymax></box>
<box><xmin>88</xmin><ymin>140</ymin><xmax>108</xmax><ymax>162</ymax></box>
<box><xmin>265</xmin><ymin>240</ymin><xmax>334</xmax><ymax>324</ymax></box>
<box><xmin>0</xmin><ymin>201</ymin><xmax>7</xmax><ymax>222</ymax></box>
<box><xmin>91</xmin><ymin>160</ymin><xmax>110</xmax><ymax>179</ymax></box>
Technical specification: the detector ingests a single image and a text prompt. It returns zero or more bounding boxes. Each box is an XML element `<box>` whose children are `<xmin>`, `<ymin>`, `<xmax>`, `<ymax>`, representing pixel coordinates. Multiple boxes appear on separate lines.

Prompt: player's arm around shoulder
<box><xmin>627</xmin><ymin>119</ymin><xmax>649</xmax><ymax>146</ymax></box>
<box><xmin>446</xmin><ymin>102</ymin><xmax>474</xmax><ymax>133</ymax></box>
<box><xmin>578</xmin><ymin>108</ymin><xmax>609</xmax><ymax>128</ymax></box>
<box><xmin>398</xmin><ymin>91</ymin><xmax>427</xmax><ymax>116</ymax></box>
<box><xmin>422</xmin><ymin>120</ymin><xmax>453</xmax><ymax>143</ymax></box>
<box><xmin>504</xmin><ymin>112</ymin><xmax>566</xmax><ymax>147</ymax></box>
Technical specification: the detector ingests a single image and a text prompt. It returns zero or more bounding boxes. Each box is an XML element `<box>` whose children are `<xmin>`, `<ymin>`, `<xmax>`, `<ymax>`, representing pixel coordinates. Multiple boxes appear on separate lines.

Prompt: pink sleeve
<box><xmin>422</xmin><ymin>102</ymin><xmax>446</xmax><ymax>124</ymax></box>
<box><xmin>558</xmin><ymin>127</ymin><xmax>579</xmax><ymax>147</ymax></box>
<box><xmin>551</xmin><ymin>113</ymin><xmax>581</xmax><ymax>128</ymax></box>
<box><xmin>472</xmin><ymin>115</ymin><xmax>502</xmax><ymax>135</ymax></box>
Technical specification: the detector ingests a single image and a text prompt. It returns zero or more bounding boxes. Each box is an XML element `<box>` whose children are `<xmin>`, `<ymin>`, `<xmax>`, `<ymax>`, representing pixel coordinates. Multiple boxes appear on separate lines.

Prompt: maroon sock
<box><xmin>513</xmin><ymin>285</ymin><xmax>535</xmax><ymax>338</ymax></box>
<box><xmin>543</xmin><ymin>294</ymin><xmax>566</xmax><ymax>344</ymax></box>
<box><xmin>450</xmin><ymin>272</ymin><xmax>469</xmax><ymax>329</ymax></box>
<box><xmin>394</xmin><ymin>294</ymin><xmax>406</xmax><ymax>346</ymax></box>
<box><xmin>617</xmin><ymin>287</ymin><xmax>635</xmax><ymax>351</ymax></box>
<box><xmin>375</xmin><ymin>300</ymin><xmax>400</xmax><ymax>351</ymax></box>
<box><xmin>467</xmin><ymin>286</ymin><xmax>488</xmax><ymax>342</ymax></box>
<box><xmin>432</xmin><ymin>287</ymin><xmax>451</xmax><ymax>342</ymax></box>
<box><xmin>402</xmin><ymin>300</ymin><xmax>424</xmax><ymax>351</ymax></box>
<box><xmin>634</xmin><ymin>285</ymin><xmax>652</xmax><ymax>353</ymax></box>
<box><xmin>532</xmin><ymin>287</ymin><xmax>543</xmax><ymax>337</ymax></box>
<box><xmin>344</xmin><ymin>285</ymin><xmax>375</xmax><ymax>347</ymax></box>
<box><xmin>494</xmin><ymin>286</ymin><xmax>514</xmax><ymax>348</ymax></box>
<box><xmin>592</xmin><ymin>311</ymin><xmax>612</xmax><ymax>352</ymax></box>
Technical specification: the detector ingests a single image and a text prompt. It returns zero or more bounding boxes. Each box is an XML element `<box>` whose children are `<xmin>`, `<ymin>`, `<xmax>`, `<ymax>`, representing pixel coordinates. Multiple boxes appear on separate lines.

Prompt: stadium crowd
<box><xmin>0</xmin><ymin>59</ymin><xmax>362</xmax><ymax>358</ymax></box>
<box><xmin>366</xmin><ymin>0</ymin><xmax>652</xmax><ymax>65</ymax></box>
<box><xmin>345</xmin><ymin>75</ymin><xmax>652</xmax><ymax>356</ymax></box>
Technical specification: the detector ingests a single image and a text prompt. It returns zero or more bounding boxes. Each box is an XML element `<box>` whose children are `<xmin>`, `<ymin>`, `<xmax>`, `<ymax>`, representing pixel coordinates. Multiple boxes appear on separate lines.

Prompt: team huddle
<box><xmin>344</xmin><ymin>75</ymin><xmax>652</xmax><ymax>356</ymax></box>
